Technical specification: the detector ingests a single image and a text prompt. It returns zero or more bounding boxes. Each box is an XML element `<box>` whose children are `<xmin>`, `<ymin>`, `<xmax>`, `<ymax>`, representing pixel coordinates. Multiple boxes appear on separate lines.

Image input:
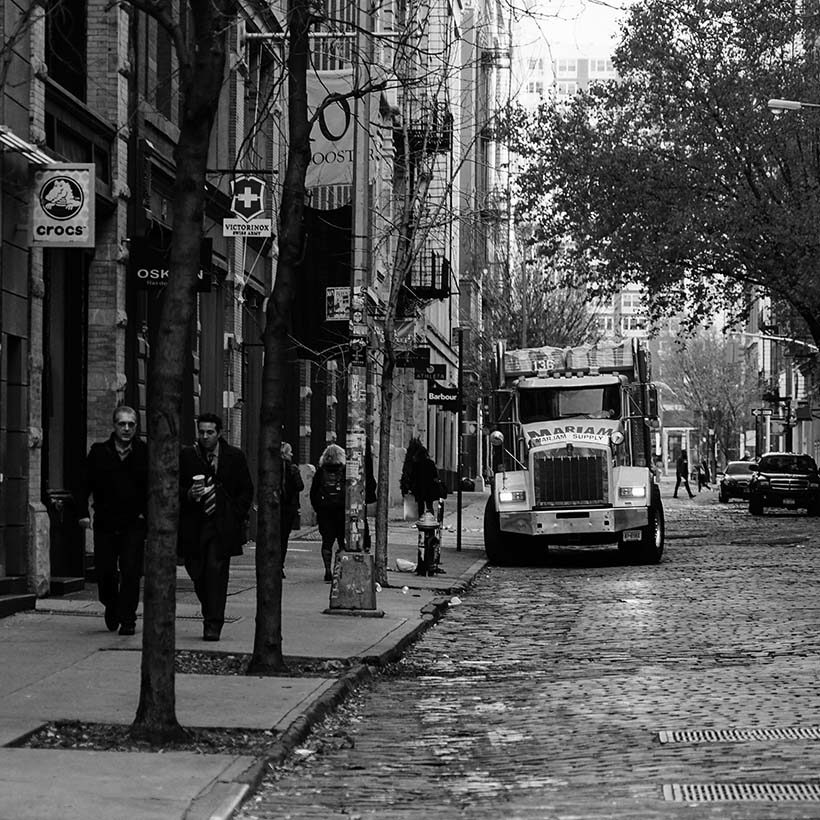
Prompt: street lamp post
<box><xmin>767</xmin><ymin>98</ymin><xmax>820</xmax><ymax>113</ymax></box>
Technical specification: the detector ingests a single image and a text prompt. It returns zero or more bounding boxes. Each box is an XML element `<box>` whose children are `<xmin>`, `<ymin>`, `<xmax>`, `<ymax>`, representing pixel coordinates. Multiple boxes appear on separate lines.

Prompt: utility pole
<box><xmin>327</xmin><ymin>0</ymin><xmax>381</xmax><ymax>615</ymax></box>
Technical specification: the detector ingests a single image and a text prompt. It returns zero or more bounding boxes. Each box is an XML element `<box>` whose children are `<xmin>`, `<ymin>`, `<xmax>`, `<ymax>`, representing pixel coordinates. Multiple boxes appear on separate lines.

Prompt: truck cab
<box><xmin>485</xmin><ymin>340</ymin><xmax>664</xmax><ymax>565</ymax></box>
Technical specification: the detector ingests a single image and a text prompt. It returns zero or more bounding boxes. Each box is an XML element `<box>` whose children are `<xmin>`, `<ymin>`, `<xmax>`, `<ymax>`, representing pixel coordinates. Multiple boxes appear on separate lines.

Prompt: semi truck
<box><xmin>485</xmin><ymin>338</ymin><xmax>664</xmax><ymax>564</ymax></box>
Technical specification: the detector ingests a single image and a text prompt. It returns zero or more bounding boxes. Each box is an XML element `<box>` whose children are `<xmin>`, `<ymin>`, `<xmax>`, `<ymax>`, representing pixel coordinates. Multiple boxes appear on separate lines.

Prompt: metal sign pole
<box><xmin>326</xmin><ymin>0</ymin><xmax>381</xmax><ymax>616</ymax></box>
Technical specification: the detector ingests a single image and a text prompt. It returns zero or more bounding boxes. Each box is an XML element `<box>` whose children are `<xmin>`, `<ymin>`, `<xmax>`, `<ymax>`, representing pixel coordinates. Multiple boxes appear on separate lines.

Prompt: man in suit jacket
<box><xmin>179</xmin><ymin>413</ymin><xmax>253</xmax><ymax>640</ymax></box>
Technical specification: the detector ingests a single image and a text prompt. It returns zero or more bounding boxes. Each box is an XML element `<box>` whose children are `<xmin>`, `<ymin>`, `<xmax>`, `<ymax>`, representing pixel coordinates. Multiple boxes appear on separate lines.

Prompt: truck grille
<box><xmin>532</xmin><ymin>450</ymin><xmax>608</xmax><ymax>507</ymax></box>
<box><xmin>770</xmin><ymin>477</ymin><xmax>809</xmax><ymax>491</ymax></box>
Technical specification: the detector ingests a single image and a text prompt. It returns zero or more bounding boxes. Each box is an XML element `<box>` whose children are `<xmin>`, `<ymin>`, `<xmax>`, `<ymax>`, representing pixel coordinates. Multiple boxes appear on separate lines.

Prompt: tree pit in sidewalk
<box><xmin>13</xmin><ymin>653</ymin><xmax>356</xmax><ymax>754</ymax></box>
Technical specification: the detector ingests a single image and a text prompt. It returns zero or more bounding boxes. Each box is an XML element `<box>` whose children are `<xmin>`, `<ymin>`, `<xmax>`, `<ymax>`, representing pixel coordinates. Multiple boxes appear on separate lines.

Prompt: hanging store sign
<box><xmin>415</xmin><ymin>362</ymin><xmax>446</xmax><ymax>381</ymax></box>
<box><xmin>223</xmin><ymin>175</ymin><xmax>272</xmax><ymax>237</ymax></box>
<box><xmin>30</xmin><ymin>164</ymin><xmax>95</xmax><ymax>248</ymax></box>
<box><xmin>427</xmin><ymin>381</ymin><xmax>459</xmax><ymax>412</ymax></box>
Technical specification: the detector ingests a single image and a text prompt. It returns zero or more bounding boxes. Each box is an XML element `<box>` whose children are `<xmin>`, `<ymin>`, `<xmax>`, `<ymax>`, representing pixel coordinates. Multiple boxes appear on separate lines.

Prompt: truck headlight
<box><xmin>619</xmin><ymin>486</ymin><xmax>646</xmax><ymax>498</ymax></box>
<box><xmin>498</xmin><ymin>490</ymin><xmax>526</xmax><ymax>503</ymax></box>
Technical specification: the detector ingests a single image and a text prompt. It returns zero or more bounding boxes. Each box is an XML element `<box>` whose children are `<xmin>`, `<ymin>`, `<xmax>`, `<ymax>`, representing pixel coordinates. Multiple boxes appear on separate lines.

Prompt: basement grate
<box><xmin>664</xmin><ymin>783</ymin><xmax>820</xmax><ymax>802</ymax></box>
<box><xmin>659</xmin><ymin>726</ymin><xmax>820</xmax><ymax>744</ymax></box>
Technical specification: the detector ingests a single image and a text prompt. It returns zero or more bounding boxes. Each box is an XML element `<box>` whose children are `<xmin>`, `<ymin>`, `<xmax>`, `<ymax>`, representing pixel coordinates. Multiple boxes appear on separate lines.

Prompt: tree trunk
<box><xmin>132</xmin><ymin>0</ymin><xmax>230</xmax><ymax>741</ymax></box>
<box><xmin>249</xmin><ymin>0</ymin><xmax>311</xmax><ymax>673</ymax></box>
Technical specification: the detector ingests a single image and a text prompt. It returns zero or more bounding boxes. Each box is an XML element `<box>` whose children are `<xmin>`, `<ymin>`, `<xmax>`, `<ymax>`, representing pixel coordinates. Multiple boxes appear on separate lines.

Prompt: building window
<box><xmin>528</xmin><ymin>57</ymin><xmax>544</xmax><ymax>72</ymax></box>
<box><xmin>621</xmin><ymin>315</ymin><xmax>645</xmax><ymax>332</ymax></box>
<box><xmin>526</xmin><ymin>80</ymin><xmax>544</xmax><ymax>95</ymax></box>
<box><xmin>555</xmin><ymin>81</ymin><xmax>577</xmax><ymax>98</ymax></box>
<box><xmin>621</xmin><ymin>292</ymin><xmax>642</xmax><ymax>311</ymax></box>
<box><xmin>555</xmin><ymin>58</ymin><xmax>577</xmax><ymax>77</ymax></box>
<box><xmin>590</xmin><ymin>58</ymin><xmax>615</xmax><ymax>76</ymax></box>
<box><xmin>46</xmin><ymin>0</ymin><xmax>87</xmax><ymax>101</ymax></box>
<box><xmin>595</xmin><ymin>314</ymin><xmax>615</xmax><ymax>334</ymax></box>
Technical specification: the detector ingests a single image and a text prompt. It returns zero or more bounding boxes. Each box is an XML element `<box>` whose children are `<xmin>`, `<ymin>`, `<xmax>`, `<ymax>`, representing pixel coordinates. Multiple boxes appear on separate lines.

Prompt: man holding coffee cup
<box><xmin>179</xmin><ymin>413</ymin><xmax>253</xmax><ymax>641</ymax></box>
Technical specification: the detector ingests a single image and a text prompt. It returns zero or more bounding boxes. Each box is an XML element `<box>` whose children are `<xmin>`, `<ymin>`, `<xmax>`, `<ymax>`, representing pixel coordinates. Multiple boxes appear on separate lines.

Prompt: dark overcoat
<box><xmin>178</xmin><ymin>439</ymin><xmax>254</xmax><ymax>559</ymax></box>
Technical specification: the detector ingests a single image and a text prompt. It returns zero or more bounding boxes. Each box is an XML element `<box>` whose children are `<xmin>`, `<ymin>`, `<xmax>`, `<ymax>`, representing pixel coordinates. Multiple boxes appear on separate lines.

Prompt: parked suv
<box><xmin>718</xmin><ymin>461</ymin><xmax>756</xmax><ymax>503</ymax></box>
<box><xmin>748</xmin><ymin>453</ymin><xmax>820</xmax><ymax>516</ymax></box>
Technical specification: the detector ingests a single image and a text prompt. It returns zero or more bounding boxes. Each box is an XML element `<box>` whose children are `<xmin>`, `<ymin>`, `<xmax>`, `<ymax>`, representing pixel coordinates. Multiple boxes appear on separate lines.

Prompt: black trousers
<box><xmin>94</xmin><ymin>522</ymin><xmax>145</xmax><ymax>628</ymax></box>
<box><xmin>674</xmin><ymin>475</ymin><xmax>694</xmax><ymax>498</ymax></box>
<box><xmin>184</xmin><ymin>520</ymin><xmax>230</xmax><ymax>631</ymax></box>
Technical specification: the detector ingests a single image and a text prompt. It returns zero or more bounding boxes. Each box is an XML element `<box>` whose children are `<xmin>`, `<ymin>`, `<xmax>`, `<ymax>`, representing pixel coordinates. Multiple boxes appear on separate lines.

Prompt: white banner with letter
<box><xmin>307</xmin><ymin>70</ymin><xmax>382</xmax><ymax>189</ymax></box>
<box><xmin>307</xmin><ymin>70</ymin><xmax>355</xmax><ymax>188</ymax></box>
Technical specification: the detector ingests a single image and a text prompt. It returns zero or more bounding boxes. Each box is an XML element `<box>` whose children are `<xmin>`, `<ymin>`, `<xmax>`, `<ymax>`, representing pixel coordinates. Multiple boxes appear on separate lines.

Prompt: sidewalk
<box><xmin>0</xmin><ymin>493</ymin><xmax>489</xmax><ymax>820</ymax></box>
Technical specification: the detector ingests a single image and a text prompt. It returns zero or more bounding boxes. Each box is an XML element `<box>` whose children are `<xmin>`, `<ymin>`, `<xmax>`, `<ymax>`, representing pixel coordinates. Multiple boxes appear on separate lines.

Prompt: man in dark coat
<box><xmin>179</xmin><ymin>413</ymin><xmax>253</xmax><ymax>641</ymax></box>
<box><xmin>407</xmin><ymin>445</ymin><xmax>441</xmax><ymax>518</ymax></box>
<box><xmin>673</xmin><ymin>451</ymin><xmax>695</xmax><ymax>499</ymax></box>
<box><xmin>77</xmin><ymin>405</ymin><xmax>148</xmax><ymax>636</ymax></box>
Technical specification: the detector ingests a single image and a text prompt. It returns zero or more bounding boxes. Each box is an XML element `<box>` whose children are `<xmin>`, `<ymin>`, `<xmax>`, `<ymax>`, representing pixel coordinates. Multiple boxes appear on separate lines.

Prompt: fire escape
<box><xmin>395</xmin><ymin>98</ymin><xmax>453</xmax><ymax>317</ymax></box>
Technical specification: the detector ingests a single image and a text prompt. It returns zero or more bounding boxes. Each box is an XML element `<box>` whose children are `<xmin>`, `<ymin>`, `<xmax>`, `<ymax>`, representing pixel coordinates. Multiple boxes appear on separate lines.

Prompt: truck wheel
<box><xmin>483</xmin><ymin>497</ymin><xmax>530</xmax><ymax>565</ymax></box>
<box><xmin>636</xmin><ymin>498</ymin><xmax>664</xmax><ymax>564</ymax></box>
<box><xmin>749</xmin><ymin>495</ymin><xmax>764</xmax><ymax>516</ymax></box>
<box><xmin>483</xmin><ymin>497</ymin><xmax>508</xmax><ymax>565</ymax></box>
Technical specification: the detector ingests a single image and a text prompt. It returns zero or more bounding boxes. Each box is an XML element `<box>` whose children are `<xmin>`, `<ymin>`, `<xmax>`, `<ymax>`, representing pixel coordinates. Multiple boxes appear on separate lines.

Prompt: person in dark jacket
<box><xmin>310</xmin><ymin>443</ymin><xmax>346</xmax><ymax>583</ymax></box>
<box><xmin>363</xmin><ymin>437</ymin><xmax>377</xmax><ymax>552</ymax></box>
<box><xmin>76</xmin><ymin>405</ymin><xmax>148</xmax><ymax>636</ymax></box>
<box><xmin>280</xmin><ymin>441</ymin><xmax>304</xmax><ymax>577</ymax></box>
<box><xmin>406</xmin><ymin>445</ymin><xmax>441</xmax><ymax>518</ymax></box>
<box><xmin>673</xmin><ymin>451</ymin><xmax>695</xmax><ymax>499</ymax></box>
<box><xmin>697</xmin><ymin>459</ymin><xmax>711</xmax><ymax>492</ymax></box>
<box><xmin>179</xmin><ymin>413</ymin><xmax>254</xmax><ymax>641</ymax></box>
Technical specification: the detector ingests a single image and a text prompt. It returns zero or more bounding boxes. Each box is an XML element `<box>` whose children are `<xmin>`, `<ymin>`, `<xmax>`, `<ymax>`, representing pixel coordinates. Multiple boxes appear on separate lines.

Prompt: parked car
<box><xmin>748</xmin><ymin>453</ymin><xmax>820</xmax><ymax>516</ymax></box>
<box><xmin>718</xmin><ymin>461</ymin><xmax>756</xmax><ymax>503</ymax></box>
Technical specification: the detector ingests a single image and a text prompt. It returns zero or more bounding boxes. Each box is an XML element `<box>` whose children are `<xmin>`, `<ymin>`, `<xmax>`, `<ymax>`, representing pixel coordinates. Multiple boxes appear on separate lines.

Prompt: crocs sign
<box><xmin>31</xmin><ymin>164</ymin><xmax>95</xmax><ymax>248</ymax></box>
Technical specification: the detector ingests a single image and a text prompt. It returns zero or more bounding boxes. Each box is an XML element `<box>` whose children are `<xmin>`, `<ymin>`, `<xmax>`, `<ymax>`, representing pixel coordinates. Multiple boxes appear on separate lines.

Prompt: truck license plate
<box><xmin>783</xmin><ymin>497</ymin><xmax>796</xmax><ymax>506</ymax></box>
<box><xmin>623</xmin><ymin>530</ymin><xmax>641</xmax><ymax>541</ymax></box>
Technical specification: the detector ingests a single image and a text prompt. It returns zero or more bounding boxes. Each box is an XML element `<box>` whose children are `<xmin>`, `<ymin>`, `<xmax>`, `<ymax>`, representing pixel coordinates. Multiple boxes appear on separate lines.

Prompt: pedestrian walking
<box><xmin>697</xmin><ymin>459</ymin><xmax>711</xmax><ymax>492</ymax></box>
<box><xmin>363</xmin><ymin>437</ymin><xmax>377</xmax><ymax>551</ymax></box>
<box><xmin>179</xmin><ymin>413</ymin><xmax>254</xmax><ymax>641</ymax></box>
<box><xmin>673</xmin><ymin>451</ymin><xmax>695</xmax><ymax>499</ymax></box>
<box><xmin>76</xmin><ymin>405</ymin><xmax>147</xmax><ymax>636</ymax></box>
<box><xmin>280</xmin><ymin>441</ymin><xmax>304</xmax><ymax>578</ymax></box>
<box><xmin>310</xmin><ymin>443</ymin><xmax>347</xmax><ymax>583</ymax></box>
<box><xmin>404</xmin><ymin>444</ymin><xmax>442</xmax><ymax>519</ymax></box>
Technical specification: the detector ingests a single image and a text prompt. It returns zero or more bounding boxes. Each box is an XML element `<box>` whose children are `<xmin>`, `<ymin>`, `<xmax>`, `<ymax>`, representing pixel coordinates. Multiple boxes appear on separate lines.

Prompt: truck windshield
<box><xmin>518</xmin><ymin>385</ymin><xmax>621</xmax><ymax>423</ymax></box>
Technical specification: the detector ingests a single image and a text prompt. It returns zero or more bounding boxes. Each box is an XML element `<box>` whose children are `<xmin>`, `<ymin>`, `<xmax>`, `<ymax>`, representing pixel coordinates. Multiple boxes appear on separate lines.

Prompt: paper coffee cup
<box><xmin>192</xmin><ymin>474</ymin><xmax>205</xmax><ymax>489</ymax></box>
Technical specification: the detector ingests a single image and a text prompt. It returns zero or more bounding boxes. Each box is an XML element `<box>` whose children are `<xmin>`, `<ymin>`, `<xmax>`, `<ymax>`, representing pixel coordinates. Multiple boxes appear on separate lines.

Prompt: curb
<box><xmin>211</xmin><ymin>554</ymin><xmax>488</xmax><ymax>820</ymax></box>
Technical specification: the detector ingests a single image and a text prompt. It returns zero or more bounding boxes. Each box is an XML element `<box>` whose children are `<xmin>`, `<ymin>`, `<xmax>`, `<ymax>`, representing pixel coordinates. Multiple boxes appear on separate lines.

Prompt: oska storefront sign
<box><xmin>31</xmin><ymin>164</ymin><xmax>95</xmax><ymax>248</ymax></box>
<box><xmin>129</xmin><ymin>237</ymin><xmax>212</xmax><ymax>292</ymax></box>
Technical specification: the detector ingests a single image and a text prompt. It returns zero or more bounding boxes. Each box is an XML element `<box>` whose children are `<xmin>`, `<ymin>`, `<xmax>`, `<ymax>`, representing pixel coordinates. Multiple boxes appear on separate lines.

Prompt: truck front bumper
<box><xmin>499</xmin><ymin>506</ymin><xmax>649</xmax><ymax>538</ymax></box>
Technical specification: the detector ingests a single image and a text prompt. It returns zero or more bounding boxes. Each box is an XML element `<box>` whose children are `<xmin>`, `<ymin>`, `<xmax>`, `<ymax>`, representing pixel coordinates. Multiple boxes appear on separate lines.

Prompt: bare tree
<box><xmin>129</xmin><ymin>0</ymin><xmax>236</xmax><ymax>742</ymax></box>
<box><xmin>657</xmin><ymin>328</ymin><xmax>757</xmax><ymax>467</ymax></box>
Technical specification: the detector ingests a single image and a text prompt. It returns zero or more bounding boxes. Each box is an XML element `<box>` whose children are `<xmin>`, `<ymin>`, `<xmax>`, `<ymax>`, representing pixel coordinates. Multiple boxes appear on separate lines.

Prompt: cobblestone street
<box><xmin>238</xmin><ymin>490</ymin><xmax>820</xmax><ymax>819</ymax></box>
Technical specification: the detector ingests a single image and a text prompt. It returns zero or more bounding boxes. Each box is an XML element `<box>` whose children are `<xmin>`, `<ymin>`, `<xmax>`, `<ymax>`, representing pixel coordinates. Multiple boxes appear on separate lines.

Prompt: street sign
<box><xmin>751</xmin><ymin>408</ymin><xmax>773</xmax><ymax>417</ymax></box>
